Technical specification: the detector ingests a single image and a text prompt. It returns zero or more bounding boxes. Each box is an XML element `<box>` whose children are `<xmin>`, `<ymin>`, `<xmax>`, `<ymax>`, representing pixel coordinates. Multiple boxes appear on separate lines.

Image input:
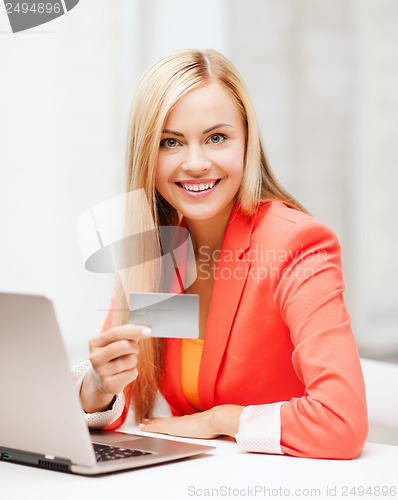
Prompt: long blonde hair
<box><xmin>115</xmin><ymin>49</ymin><xmax>306</xmax><ymax>422</ymax></box>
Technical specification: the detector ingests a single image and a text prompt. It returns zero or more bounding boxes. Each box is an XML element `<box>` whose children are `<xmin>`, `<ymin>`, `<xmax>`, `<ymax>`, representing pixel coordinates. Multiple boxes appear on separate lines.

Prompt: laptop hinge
<box><xmin>0</xmin><ymin>446</ymin><xmax>72</xmax><ymax>473</ymax></box>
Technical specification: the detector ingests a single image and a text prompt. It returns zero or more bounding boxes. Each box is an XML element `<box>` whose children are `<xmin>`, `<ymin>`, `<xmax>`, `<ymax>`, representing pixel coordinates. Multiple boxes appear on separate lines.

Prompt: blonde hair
<box><xmin>114</xmin><ymin>49</ymin><xmax>306</xmax><ymax>422</ymax></box>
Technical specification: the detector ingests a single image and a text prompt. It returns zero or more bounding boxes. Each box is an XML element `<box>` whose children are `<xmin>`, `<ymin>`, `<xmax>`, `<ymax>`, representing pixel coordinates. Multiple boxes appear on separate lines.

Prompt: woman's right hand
<box><xmin>80</xmin><ymin>324</ymin><xmax>152</xmax><ymax>413</ymax></box>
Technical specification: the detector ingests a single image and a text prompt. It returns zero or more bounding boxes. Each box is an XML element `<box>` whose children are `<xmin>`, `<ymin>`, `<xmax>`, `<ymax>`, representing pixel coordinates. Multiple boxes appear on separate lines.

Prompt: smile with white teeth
<box><xmin>180</xmin><ymin>181</ymin><xmax>216</xmax><ymax>192</ymax></box>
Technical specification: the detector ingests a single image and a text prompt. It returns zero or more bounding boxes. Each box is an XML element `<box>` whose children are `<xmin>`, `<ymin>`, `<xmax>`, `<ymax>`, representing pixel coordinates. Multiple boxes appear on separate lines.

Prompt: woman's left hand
<box><xmin>139</xmin><ymin>405</ymin><xmax>244</xmax><ymax>439</ymax></box>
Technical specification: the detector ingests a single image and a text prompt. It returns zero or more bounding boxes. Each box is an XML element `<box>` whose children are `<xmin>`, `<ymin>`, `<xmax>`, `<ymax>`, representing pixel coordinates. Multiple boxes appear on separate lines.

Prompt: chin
<box><xmin>182</xmin><ymin>203</ymin><xmax>235</xmax><ymax>223</ymax></box>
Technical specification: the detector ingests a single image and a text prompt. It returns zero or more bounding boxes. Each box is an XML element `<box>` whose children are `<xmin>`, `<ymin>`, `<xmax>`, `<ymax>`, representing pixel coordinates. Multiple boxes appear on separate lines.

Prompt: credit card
<box><xmin>129</xmin><ymin>292</ymin><xmax>199</xmax><ymax>338</ymax></box>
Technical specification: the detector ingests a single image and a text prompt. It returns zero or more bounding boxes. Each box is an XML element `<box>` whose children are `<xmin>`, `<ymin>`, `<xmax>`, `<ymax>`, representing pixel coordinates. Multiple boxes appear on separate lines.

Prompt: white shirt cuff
<box><xmin>71</xmin><ymin>360</ymin><xmax>125</xmax><ymax>429</ymax></box>
<box><xmin>235</xmin><ymin>402</ymin><xmax>287</xmax><ymax>454</ymax></box>
<box><xmin>84</xmin><ymin>392</ymin><xmax>126</xmax><ymax>429</ymax></box>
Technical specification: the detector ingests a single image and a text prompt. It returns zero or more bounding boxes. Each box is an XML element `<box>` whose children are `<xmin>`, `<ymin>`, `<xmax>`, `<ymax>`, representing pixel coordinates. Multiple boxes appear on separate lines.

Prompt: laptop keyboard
<box><xmin>93</xmin><ymin>443</ymin><xmax>152</xmax><ymax>462</ymax></box>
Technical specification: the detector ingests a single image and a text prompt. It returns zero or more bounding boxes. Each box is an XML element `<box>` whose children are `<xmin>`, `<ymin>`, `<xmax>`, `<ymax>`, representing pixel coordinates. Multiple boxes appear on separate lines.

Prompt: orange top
<box><xmin>180</xmin><ymin>338</ymin><xmax>204</xmax><ymax>411</ymax></box>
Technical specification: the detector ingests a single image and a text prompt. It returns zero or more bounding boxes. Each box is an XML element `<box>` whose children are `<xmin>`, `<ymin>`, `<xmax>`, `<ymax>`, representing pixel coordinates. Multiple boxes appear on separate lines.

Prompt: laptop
<box><xmin>0</xmin><ymin>292</ymin><xmax>214</xmax><ymax>475</ymax></box>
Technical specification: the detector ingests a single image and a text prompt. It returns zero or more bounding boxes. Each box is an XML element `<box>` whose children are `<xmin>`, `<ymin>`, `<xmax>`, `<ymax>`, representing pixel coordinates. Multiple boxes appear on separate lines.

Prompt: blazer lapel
<box><xmin>199</xmin><ymin>203</ymin><xmax>256</xmax><ymax>409</ymax></box>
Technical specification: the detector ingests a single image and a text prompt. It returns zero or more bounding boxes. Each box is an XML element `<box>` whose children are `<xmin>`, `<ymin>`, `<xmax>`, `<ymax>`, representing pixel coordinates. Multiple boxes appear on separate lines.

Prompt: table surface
<box><xmin>1</xmin><ymin>425</ymin><xmax>397</xmax><ymax>500</ymax></box>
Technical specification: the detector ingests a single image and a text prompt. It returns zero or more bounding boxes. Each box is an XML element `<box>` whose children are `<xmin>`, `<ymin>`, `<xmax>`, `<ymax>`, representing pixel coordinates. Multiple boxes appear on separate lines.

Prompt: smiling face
<box><xmin>155</xmin><ymin>81</ymin><xmax>246</xmax><ymax>224</ymax></box>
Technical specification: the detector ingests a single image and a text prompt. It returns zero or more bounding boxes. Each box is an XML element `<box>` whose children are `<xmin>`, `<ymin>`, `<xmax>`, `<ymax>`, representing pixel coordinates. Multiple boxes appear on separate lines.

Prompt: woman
<box><xmin>74</xmin><ymin>49</ymin><xmax>368</xmax><ymax>459</ymax></box>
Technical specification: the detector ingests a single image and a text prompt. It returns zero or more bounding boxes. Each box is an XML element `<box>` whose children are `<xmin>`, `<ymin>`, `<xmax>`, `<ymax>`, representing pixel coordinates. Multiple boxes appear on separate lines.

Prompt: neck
<box><xmin>183</xmin><ymin>200</ymin><xmax>236</xmax><ymax>258</ymax></box>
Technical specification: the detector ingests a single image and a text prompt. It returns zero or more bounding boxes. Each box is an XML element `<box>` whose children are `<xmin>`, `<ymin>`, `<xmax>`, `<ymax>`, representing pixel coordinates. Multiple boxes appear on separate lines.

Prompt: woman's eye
<box><xmin>208</xmin><ymin>133</ymin><xmax>226</xmax><ymax>144</ymax></box>
<box><xmin>160</xmin><ymin>138</ymin><xmax>180</xmax><ymax>148</ymax></box>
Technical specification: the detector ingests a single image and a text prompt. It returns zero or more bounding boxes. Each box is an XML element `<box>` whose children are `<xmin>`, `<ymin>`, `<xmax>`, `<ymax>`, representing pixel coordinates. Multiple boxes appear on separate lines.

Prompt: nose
<box><xmin>181</xmin><ymin>145</ymin><xmax>211</xmax><ymax>174</ymax></box>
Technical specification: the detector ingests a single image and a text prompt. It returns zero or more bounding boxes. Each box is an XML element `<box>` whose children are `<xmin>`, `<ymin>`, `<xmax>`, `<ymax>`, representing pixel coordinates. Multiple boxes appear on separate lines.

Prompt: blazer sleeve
<box><xmin>238</xmin><ymin>218</ymin><xmax>368</xmax><ymax>459</ymax></box>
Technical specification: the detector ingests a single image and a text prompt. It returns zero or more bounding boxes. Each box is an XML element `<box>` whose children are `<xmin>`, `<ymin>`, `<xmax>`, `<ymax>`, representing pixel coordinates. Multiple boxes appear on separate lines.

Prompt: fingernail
<box><xmin>142</xmin><ymin>327</ymin><xmax>152</xmax><ymax>337</ymax></box>
<box><xmin>139</xmin><ymin>423</ymin><xmax>145</xmax><ymax>429</ymax></box>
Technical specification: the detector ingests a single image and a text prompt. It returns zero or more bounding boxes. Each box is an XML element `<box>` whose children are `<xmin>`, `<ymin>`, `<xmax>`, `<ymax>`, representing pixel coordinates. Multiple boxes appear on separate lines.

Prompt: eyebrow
<box><xmin>203</xmin><ymin>123</ymin><xmax>232</xmax><ymax>134</ymax></box>
<box><xmin>162</xmin><ymin>123</ymin><xmax>232</xmax><ymax>137</ymax></box>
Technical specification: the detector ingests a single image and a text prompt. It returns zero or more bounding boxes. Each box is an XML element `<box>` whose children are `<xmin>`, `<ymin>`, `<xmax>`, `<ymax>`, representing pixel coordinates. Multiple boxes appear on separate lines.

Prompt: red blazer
<box><xmin>161</xmin><ymin>200</ymin><xmax>368</xmax><ymax>458</ymax></box>
<box><xmin>103</xmin><ymin>200</ymin><xmax>368</xmax><ymax>459</ymax></box>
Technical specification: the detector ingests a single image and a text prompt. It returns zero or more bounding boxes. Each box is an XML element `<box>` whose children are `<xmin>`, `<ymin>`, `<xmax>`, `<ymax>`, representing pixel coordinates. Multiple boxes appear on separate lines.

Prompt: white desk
<box><xmin>1</xmin><ymin>425</ymin><xmax>397</xmax><ymax>500</ymax></box>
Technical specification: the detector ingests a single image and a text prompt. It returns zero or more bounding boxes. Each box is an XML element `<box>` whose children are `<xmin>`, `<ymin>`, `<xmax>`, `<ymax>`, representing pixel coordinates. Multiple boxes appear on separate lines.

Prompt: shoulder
<box><xmin>255</xmin><ymin>200</ymin><xmax>314</xmax><ymax>227</ymax></box>
<box><xmin>251</xmin><ymin>200</ymin><xmax>340</xmax><ymax>253</ymax></box>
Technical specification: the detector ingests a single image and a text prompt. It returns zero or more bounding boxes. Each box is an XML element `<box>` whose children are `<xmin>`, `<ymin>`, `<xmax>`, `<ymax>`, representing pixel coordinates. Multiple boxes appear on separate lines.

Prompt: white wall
<box><xmin>134</xmin><ymin>0</ymin><xmax>229</xmax><ymax>71</ymax></box>
<box><xmin>356</xmin><ymin>0</ymin><xmax>398</xmax><ymax>357</ymax></box>
<box><xmin>0</xmin><ymin>1</ymin><xmax>131</xmax><ymax>365</ymax></box>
